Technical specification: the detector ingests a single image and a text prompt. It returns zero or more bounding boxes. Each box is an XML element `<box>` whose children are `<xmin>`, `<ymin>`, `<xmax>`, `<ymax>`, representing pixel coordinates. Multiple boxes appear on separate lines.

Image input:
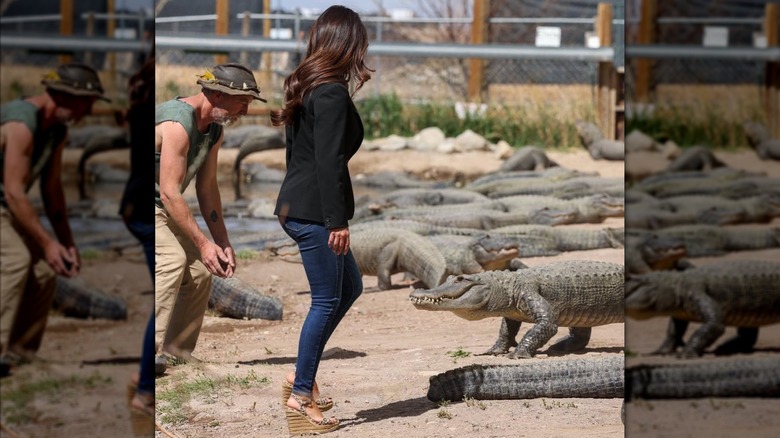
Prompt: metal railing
<box><xmin>0</xmin><ymin>35</ymin><xmax>151</xmax><ymax>52</ymax></box>
<box><xmin>626</xmin><ymin>45</ymin><xmax>780</xmax><ymax>61</ymax></box>
<box><xmin>155</xmin><ymin>34</ymin><xmax>614</xmax><ymax>61</ymax></box>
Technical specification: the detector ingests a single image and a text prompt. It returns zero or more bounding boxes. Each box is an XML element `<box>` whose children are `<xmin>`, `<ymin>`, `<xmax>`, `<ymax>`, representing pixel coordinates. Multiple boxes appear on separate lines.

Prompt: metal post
<box><xmin>765</xmin><ymin>3</ymin><xmax>779</xmax><ymax>137</ymax></box>
<box><xmin>468</xmin><ymin>0</ymin><xmax>488</xmax><ymax>102</ymax></box>
<box><xmin>107</xmin><ymin>0</ymin><xmax>116</xmax><ymax>91</ymax></box>
<box><xmin>263</xmin><ymin>0</ymin><xmax>271</xmax><ymax>85</ymax></box>
<box><xmin>596</xmin><ymin>2</ymin><xmax>616</xmax><ymax>140</ymax></box>
<box><xmin>85</xmin><ymin>12</ymin><xmax>94</xmax><ymax>65</ymax></box>
<box><xmin>375</xmin><ymin>20</ymin><xmax>382</xmax><ymax>96</ymax></box>
<box><xmin>241</xmin><ymin>11</ymin><xmax>251</xmax><ymax>66</ymax></box>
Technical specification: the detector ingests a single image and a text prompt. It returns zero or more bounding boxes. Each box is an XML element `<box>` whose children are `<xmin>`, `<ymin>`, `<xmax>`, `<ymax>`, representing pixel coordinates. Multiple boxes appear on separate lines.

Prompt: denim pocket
<box><xmin>282</xmin><ymin>219</ymin><xmax>312</xmax><ymax>233</ymax></box>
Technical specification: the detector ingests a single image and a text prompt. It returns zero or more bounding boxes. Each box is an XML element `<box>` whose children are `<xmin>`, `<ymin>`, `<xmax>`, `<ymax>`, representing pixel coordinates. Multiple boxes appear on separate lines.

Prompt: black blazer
<box><xmin>274</xmin><ymin>82</ymin><xmax>364</xmax><ymax>229</ymax></box>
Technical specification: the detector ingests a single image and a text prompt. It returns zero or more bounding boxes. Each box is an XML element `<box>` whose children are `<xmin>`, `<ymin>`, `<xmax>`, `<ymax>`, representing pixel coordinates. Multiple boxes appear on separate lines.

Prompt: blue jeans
<box><xmin>280</xmin><ymin>217</ymin><xmax>363</xmax><ymax>397</ymax></box>
<box><xmin>126</xmin><ymin>220</ymin><xmax>155</xmax><ymax>395</ymax></box>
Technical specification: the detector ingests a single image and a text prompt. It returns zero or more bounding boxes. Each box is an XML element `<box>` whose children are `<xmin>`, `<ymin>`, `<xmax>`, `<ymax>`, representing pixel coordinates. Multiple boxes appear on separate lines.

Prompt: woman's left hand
<box><xmin>328</xmin><ymin>227</ymin><xmax>350</xmax><ymax>255</ymax></box>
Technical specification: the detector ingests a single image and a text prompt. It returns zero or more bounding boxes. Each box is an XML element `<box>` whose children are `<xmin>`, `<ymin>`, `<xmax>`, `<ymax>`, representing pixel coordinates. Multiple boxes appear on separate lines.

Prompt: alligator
<box><xmin>352</xmin><ymin>191</ymin><xmax>491</xmax><ymax>221</ymax></box>
<box><xmin>626</xmin><ymin>225</ymin><xmax>780</xmax><ymax>257</ymax></box>
<box><xmin>427</xmin><ymin>355</ymin><xmax>624</xmax><ymax>402</ymax></box>
<box><xmin>626</xmin><ymin>356</ymin><xmax>780</xmax><ymax>400</ymax></box>
<box><xmin>464</xmin><ymin>167</ymin><xmax>596</xmax><ymax>192</ymax></box>
<box><xmin>349</xmin><ymin>219</ymin><xmax>485</xmax><ymax>237</ymax></box>
<box><xmin>426</xmin><ymin>234</ymin><xmax>521</xmax><ymax>275</ymax></box>
<box><xmin>208</xmin><ymin>276</ymin><xmax>283</xmax><ymax>320</ymax></box>
<box><xmin>498</xmin><ymin>146</ymin><xmax>559</xmax><ymax>171</ymax></box>
<box><xmin>625</xmin><ymin>202</ymin><xmax>744</xmax><ymax>229</ymax></box>
<box><xmin>410</xmin><ymin>260</ymin><xmax>624</xmax><ymax>358</ymax></box>
<box><xmin>625</xmin><ymin>260</ymin><xmax>780</xmax><ymax>357</ymax></box>
<box><xmin>238</xmin><ymin>162</ymin><xmax>286</xmax><ymax>184</ymax></box>
<box><xmin>625</xmin><ymin>233</ymin><xmax>689</xmax><ymax>275</ymax></box>
<box><xmin>632</xmin><ymin>167</ymin><xmax>762</xmax><ymax>194</ymax></box>
<box><xmin>352</xmin><ymin>171</ymin><xmax>447</xmax><ymax>189</ymax></box>
<box><xmin>743</xmin><ymin>120</ymin><xmax>780</xmax><ymax>160</ymax></box>
<box><xmin>232</xmin><ymin>130</ymin><xmax>286</xmax><ymax>198</ymax></box>
<box><xmin>574</xmin><ymin>120</ymin><xmax>625</xmax><ymax>160</ymax></box>
<box><xmin>660</xmin><ymin>194</ymin><xmax>780</xmax><ymax>224</ymax></box>
<box><xmin>356</xmin><ymin>203</ymin><xmax>577</xmax><ymax>229</ymax></box>
<box><xmin>664</xmin><ymin>145</ymin><xmax>727</xmax><ymax>171</ymax></box>
<box><xmin>76</xmin><ymin>128</ymin><xmax>130</xmax><ymax>199</ymax></box>
<box><xmin>498</xmin><ymin>193</ymin><xmax>624</xmax><ymax>224</ymax></box>
<box><xmin>489</xmin><ymin>225</ymin><xmax>625</xmax><ymax>252</ymax></box>
<box><xmin>353</xmin><ymin>196</ymin><xmax>500</xmax><ymax>222</ymax></box>
<box><xmin>85</xmin><ymin>162</ymin><xmax>130</xmax><ymax>184</ymax></box>
<box><xmin>53</xmin><ymin>276</ymin><xmax>127</xmax><ymax>320</ymax></box>
<box><xmin>351</xmin><ymin>228</ymin><xmax>448</xmax><ymax>289</ymax></box>
<box><xmin>651</xmin><ymin>177</ymin><xmax>780</xmax><ymax>199</ymax></box>
<box><xmin>480</xmin><ymin>177</ymin><xmax>625</xmax><ymax>200</ymax></box>
<box><xmin>221</xmin><ymin>125</ymin><xmax>280</xmax><ymax>149</ymax></box>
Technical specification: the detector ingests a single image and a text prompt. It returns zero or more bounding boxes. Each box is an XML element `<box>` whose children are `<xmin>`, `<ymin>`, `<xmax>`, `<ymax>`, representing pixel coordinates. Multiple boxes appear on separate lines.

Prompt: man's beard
<box><xmin>215</xmin><ymin>115</ymin><xmax>239</xmax><ymax>127</ymax></box>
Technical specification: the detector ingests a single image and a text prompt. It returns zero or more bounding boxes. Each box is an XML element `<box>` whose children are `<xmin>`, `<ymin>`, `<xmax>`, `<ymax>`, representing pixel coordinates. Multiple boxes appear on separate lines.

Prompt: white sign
<box><xmin>535</xmin><ymin>26</ymin><xmax>561</xmax><ymax>47</ymax></box>
<box><xmin>585</xmin><ymin>31</ymin><xmax>600</xmax><ymax>48</ymax></box>
<box><xmin>703</xmin><ymin>26</ymin><xmax>729</xmax><ymax>47</ymax></box>
<box><xmin>753</xmin><ymin>32</ymin><xmax>767</xmax><ymax>48</ymax></box>
<box><xmin>271</xmin><ymin>28</ymin><xmax>293</xmax><ymax>40</ymax></box>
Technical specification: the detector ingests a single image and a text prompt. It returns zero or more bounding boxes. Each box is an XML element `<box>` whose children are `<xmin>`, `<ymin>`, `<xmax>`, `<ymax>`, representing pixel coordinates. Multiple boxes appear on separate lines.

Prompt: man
<box><xmin>155</xmin><ymin>63</ymin><xmax>265</xmax><ymax>366</ymax></box>
<box><xmin>0</xmin><ymin>62</ymin><xmax>109</xmax><ymax>377</ymax></box>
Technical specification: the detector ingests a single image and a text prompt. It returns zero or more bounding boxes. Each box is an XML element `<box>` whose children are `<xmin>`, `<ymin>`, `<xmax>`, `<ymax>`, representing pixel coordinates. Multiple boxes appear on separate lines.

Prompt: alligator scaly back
<box><xmin>428</xmin><ymin>356</ymin><xmax>624</xmax><ymax>401</ymax></box>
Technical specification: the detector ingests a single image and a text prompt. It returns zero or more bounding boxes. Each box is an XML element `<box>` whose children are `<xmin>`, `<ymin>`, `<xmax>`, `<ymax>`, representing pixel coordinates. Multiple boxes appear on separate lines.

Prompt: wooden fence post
<box><xmin>765</xmin><ymin>3</ymin><xmax>779</xmax><ymax>137</ymax></box>
<box><xmin>635</xmin><ymin>0</ymin><xmax>656</xmax><ymax>103</ymax></box>
<box><xmin>467</xmin><ymin>0</ymin><xmax>488</xmax><ymax>102</ymax></box>
<box><xmin>596</xmin><ymin>2</ymin><xmax>616</xmax><ymax>140</ymax></box>
<box><xmin>59</xmin><ymin>0</ymin><xmax>73</xmax><ymax>64</ymax></box>
<box><xmin>215</xmin><ymin>0</ymin><xmax>229</xmax><ymax>65</ymax></box>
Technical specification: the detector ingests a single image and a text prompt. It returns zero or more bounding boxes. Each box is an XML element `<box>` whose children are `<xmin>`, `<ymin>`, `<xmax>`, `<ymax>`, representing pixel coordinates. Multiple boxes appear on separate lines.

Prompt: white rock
<box><xmin>454</xmin><ymin>129</ymin><xmax>488</xmax><ymax>151</ymax></box>
<box><xmin>436</xmin><ymin>139</ymin><xmax>456</xmax><ymax>154</ymax></box>
<box><xmin>361</xmin><ymin>140</ymin><xmax>379</xmax><ymax>151</ymax></box>
<box><xmin>410</xmin><ymin>126</ymin><xmax>446</xmax><ymax>151</ymax></box>
<box><xmin>373</xmin><ymin>134</ymin><xmax>408</xmax><ymax>151</ymax></box>
<box><xmin>494</xmin><ymin>140</ymin><xmax>514</xmax><ymax>159</ymax></box>
<box><xmin>662</xmin><ymin>140</ymin><xmax>682</xmax><ymax>159</ymax></box>
<box><xmin>625</xmin><ymin>129</ymin><xmax>656</xmax><ymax>152</ymax></box>
<box><xmin>248</xmin><ymin>199</ymin><xmax>276</xmax><ymax>219</ymax></box>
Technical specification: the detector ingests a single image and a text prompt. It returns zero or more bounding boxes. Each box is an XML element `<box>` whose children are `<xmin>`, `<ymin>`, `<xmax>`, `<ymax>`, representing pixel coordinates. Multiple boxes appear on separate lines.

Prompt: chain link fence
<box><xmin>155</xmin><ymin>1</ymin><xmax>622</xmax><ymax>105</ymax></box>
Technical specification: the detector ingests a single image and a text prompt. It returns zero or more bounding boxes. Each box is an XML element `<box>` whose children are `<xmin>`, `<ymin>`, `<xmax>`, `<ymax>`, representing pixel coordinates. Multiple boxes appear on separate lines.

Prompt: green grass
<box><xmin>235</xmin><ymin>248</ymin><xmax>259</xmax><ymax>260</ymax></box>
<box><xmin>79</xmin><ymin>249</ymin><xmax>103</xmax><ymax>260</ymax></box>
<box><xmin>356</xmin><ymin>93</ymin><xmax>590</xmax><ymax>149</ymax></box>
<box><xmin>0</xmin><ymin>371</ymin><xmax>112</xmax><ymax>424</ymax></box>
<box><xmin>446</xmin><ymin>347</ymin><xmax>472</xmax><ymax>363</ymax></box>
<box><xmin>627</xmin><ymin>104</ymin><xmax>764</xmax><ymax>149</ymax></box>
<box><xmin>157</xmin><ymin>370</ymin><xmax>268</xmax><ymax>425</ymax></box>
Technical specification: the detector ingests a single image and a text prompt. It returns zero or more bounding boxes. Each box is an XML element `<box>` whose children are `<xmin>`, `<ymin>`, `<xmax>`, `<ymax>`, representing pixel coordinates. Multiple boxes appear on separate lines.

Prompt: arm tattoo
<box><xmin>210</xmin><ymin>210</ymin><xmax>218</xmax><ymax>222</ymax></box>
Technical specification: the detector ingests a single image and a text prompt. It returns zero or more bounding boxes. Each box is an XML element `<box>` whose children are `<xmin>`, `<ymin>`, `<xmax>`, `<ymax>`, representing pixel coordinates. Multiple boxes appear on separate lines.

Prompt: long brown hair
<box><xmin>270</xmin><ymin>5</ymin><xmax>372</xmax><ymax>126</ymax></box>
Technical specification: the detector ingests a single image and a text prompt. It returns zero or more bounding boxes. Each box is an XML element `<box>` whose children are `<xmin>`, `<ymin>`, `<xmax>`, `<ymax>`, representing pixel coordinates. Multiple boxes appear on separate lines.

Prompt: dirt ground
<box><xmin>2</xmin><ymin>147</ymin><xmax>777</xmax><ymax>438</ymax></box>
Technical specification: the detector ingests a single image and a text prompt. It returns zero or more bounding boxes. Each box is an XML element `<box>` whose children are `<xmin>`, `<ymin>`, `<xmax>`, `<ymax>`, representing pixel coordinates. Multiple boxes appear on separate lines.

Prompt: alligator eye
<box><xmin>454</xmin><ymin>275</ymin><xmax>464</xmax><ymax>282</ymax></box>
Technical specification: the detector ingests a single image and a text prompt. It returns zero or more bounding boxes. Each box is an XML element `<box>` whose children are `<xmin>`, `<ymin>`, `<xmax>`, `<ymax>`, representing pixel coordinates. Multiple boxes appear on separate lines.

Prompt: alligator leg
<box><xmin>376</xmin><ymin>245</ymin><xmax>399</xmax><ymax>290</ymax></box>
<box><xmin>714</xmin><ymin>327</ymin><xmax>759</xmax><ymax>355</ymax></box>
<box><xmin>652</xmin><ymin>318</ymin><xmax>688</xmax><ymax>355</ymax></box>
<box><xmin>510</xmin><ymin>291</ymin><xmax>557</xmax><ymax>359</ymax></box>
<box><xmin>680</xmin><ymin>292</ymin><xmax>725</xmax><ymax>358</ymax></box>
<box><xmin>548</xmin><ymin>327</ymin><xmax>591</xmax><ymax>352</ymax></box>
<box><xmin>482</xmin><ymin>318</ymin><xmax>520</xmax><ymax>355</ymax></box>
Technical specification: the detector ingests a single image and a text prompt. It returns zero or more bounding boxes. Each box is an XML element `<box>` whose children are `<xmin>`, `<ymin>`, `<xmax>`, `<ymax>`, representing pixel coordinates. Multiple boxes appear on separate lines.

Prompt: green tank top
<box><xmin>155</xmin><ymin>98</ymin><xmax>223</xmax><ymax>208</ymax></box>
<box><xmin>0</xmin><ymin>99</ymin><xmax>66</xmax><ymax>208</ymax></box>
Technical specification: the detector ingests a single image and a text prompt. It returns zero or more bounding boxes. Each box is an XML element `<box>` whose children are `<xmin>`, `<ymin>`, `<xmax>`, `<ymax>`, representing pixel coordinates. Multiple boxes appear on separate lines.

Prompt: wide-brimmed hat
<box><xmin>41</xmin><ymin>62</ymin><xmax>110</xmax><ymax>102</ymax></box>
<box><xmin>196</xmin><ymin>63</ymin><xmax>267</xmax><ymax>102</ymax></box>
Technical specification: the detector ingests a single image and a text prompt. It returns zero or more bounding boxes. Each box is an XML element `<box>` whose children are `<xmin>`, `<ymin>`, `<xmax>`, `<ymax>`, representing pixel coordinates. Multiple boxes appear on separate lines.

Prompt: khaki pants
<box><xmin>0</xmin><ymin>206</ymin><xmax>56</xmax><ymax>356</ymax></box>
<box><xmin>155</xmin><ymin>206</ymin><xmax>211</xmax><ymax>357</ymax></box>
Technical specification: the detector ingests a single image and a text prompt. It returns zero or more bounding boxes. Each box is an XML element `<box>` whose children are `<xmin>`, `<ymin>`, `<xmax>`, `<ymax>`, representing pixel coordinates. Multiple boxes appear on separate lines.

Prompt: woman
<box><xmin>271</xmin><ymin>5</ymin><xmax>372</xmax><ymax>435</ymax></box>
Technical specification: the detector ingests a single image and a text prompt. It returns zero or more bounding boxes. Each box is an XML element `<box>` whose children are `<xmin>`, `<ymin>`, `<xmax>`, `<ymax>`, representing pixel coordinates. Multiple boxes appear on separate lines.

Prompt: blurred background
<box><xmin>1</xmin><ymin>1</ymin><xmax>153</xmax><ymax>436</ymax></box>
